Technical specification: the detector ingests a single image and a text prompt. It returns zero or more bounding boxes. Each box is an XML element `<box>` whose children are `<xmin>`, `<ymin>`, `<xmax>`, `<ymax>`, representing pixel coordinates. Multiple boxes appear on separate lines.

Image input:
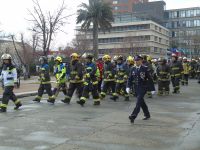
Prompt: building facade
<box><xmin>76</xmin><ymin>16</ymin><xmax>169</xmax><ymax>57</ymax></box>
<box><xmin>103</xmin><ymin>0</ymin><xmax>148</xmax><ymax>13</ymax></box>
<box><xmin>164</xmin><ymin>7</ymin><xmax>200</xmax><ymax>57</ymax></box>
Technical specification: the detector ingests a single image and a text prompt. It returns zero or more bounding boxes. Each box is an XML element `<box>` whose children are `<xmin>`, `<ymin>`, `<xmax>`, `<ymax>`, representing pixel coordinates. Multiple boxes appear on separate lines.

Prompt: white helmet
<box><xmin>183</xmin><ymin>57</ymin><xmax>187</xmax><ymax>60</ymax></box>
<box><xmin>1</xmin><ymin>54</ymin><xmax>12</xmax><ymax>60</ymax></box>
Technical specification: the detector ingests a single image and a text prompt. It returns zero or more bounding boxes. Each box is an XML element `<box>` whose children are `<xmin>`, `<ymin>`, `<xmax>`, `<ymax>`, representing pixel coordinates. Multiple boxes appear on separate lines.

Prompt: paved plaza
<box><xmin>0</xmin><ymin>80</ymin><xmax>199</xmax><ymax>150</ymax></box>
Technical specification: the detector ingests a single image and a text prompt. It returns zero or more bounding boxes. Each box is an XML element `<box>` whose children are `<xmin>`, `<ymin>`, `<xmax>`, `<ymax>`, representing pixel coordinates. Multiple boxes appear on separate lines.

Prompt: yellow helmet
<box><xmin>102</xmin><ymin>54</ymin><xmax>111</xmax><ymax>62</ymax></box>
<box><xmin>55</xmin><ymin>56</ymin><xmax>62</xmax><ymax>62</ymax></box>
<box><xmin>127</xmin><ymin>56</ymin><xmax>134</xmax><ymax>64</ymax></box>
<box><xmin>70</xmin><ymin>53</ymin><xmax>79</xmax><ymax>60</ymax></box>
<box><xmin>147</xmin><ymin>55</ymin><xmax>152</xmax><ymax>61</ymax></box>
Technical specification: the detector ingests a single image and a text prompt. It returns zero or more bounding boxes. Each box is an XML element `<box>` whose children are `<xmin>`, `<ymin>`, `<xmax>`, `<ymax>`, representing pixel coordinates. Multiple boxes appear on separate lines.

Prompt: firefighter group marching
<box><xmin>0</xmin><ymin>52</ymin><xmax>200</xmax><ymax>124</ymax></box>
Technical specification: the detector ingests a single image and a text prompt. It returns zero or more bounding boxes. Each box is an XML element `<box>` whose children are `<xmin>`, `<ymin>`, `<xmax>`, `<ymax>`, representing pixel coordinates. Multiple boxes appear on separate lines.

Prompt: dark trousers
<box><xmin>115</xmin><ymin>82</ymin><xmax>128</xmax><ymax>97</ymax></box>
<box><xmin>101</xmin><ymin>81</ymin><xmax>116</xmax><ymax>97</ymax></box>
<box><xmin>131</xmin><ymin>86</ymin><xmax>150</xmax><ymax>118</ymax></box>
<box><xmin>171</xmin><ymin>77</ymin><xmax>180</xmax><ymax>91</ymax></box>
<box><xmin>158</xmin><ymin>81</ymin><xmax>170</xmax><ymax>92</ymax></box>
<box><xmin>38</xmin><ymin>84</ymin><xmax>53</xmax><ymax>97</ymax></box>
<box><xmin>98</xmin><ymin>79</ymin><xmax>102</xmax><ymax>93</ymax></box>
<box><xmin>81</xmin><ymin>83</ymin><xmax>100</xmax><ymax>101</ymax></box>
<box><xmin>2</xmin><ymin>86</ymin><xmax>18</xmax><ymax>105</ymax></box>
<box><xmin>67</xmin><ymin>82</ymin><xmax>83</xmax><ymax>99</ymax></box>
<box><xmin>53</xmin><ymin>83</ymin><xmax>67</xmax><ymax>97</ymax></box>
<box><xmin>182</xmin><ymin>74</ymin><xmax>189</xmax><ymax>85</ymax></box>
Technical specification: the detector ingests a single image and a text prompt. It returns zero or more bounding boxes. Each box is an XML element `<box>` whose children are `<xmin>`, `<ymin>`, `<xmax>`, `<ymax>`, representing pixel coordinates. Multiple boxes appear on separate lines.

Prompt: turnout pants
<box><xmin>171</xmin><ymin>77</ymin><xmax>180</xmax><ymax>92</ymax></box>
<box><xmin>158</xmin><ymin>80</ymin><xmax>170</xmax><ymax>94</ymax></box>
<box><xmin>66</xmin><ymin>82</ymin><xmax>83</xmax><ymax>100</ymax></box>
<box><xmin>1</xmin><ymin>86</ymin><xmax>21</xmax><ymax>108</ymax></box>
<box><xmin>115</xmin><ymin>82</ymin><xmax>129</xmax><ymax>98</ymax></box>
<box><xmin>181</xmin><ymin>74</ymin><xmax>189</xmax><ymax>85</ymax></box>
<box><xmin>80</xmin><ymin>80</ymin><xmax>100</xmax><ymax>103</ymax></box>
<box><xmin>53</xmin><ymin>82</ymin><xmax>67</xmax><ymax>97</ymax></box>
<box><xmin>35</xmin><ymin>83</ymin><xmax>54</xmax><ymax>100</ymax></box>
<box><xmin>100</xmin><ymin>81</ymin><xmax>116</xmax><ymax>98</ymax></box>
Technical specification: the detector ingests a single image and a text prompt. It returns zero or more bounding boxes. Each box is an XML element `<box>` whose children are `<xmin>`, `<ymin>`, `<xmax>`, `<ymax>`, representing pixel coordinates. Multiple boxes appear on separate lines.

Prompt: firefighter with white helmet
<box><xmin>0</xmin><ymin>54</ymin><xmax>22</xmax><ymax>112</ymax></box>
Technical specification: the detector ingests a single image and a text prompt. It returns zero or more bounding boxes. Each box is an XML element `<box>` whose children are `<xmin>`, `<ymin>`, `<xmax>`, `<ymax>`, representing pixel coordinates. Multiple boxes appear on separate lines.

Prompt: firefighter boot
<box><xmin>76</xmin><ymin>100</ymin><xmax>85</xmax><ymax>107</ymax></box>
<box><xmin>0</xmin><ymin>107</ymin><xmax>6</xmax><ymax>113</ymax></box>
<box><xmin>47</xmin><ymin>96</ymin><xmax>55</xmax><ymax>104</ymax></box>
<box><xmin>14</xmin><ymin>102</ymin><xmax>22</xmax><ymax>110</ymax></box>
<box><xmin>94</xmin><ymin>100</ymin><xmax>100</xmax><ymax>106</ymax></box>
<box><xmin>61</xmin><ymin>97</ymin><xmax>70</xmax><ymax>104</ymax></box>
<box><xmin>33</xmin><ymin>96</ymin><xmax>41</xmax><ymax>103</ymax></box>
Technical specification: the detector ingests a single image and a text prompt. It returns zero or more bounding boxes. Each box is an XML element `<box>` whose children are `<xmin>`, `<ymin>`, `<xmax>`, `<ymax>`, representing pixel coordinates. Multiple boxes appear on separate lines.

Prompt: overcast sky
<box><xmin>0</xmin><ymin>0</ymin><xmax>199</xmax><ymax>49</ymax></box>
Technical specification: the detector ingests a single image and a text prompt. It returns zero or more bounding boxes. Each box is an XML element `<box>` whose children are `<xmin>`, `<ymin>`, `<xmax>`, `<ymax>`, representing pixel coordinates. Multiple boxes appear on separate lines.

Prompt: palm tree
<box><xmin>76</xmin><ymin>0</ymin><xmax>114</xmax><ymax>58</ymax></box>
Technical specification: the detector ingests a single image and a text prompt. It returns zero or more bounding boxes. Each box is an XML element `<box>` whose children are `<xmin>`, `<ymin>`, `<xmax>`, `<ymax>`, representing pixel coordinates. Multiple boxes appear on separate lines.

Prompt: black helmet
<box><xmin>86</xmin><ymin>53</ymin><xmax>94</xmax><ymax>59</ymax></box>
<box><xmin>117</xmin><ymin>55</ymin><xmax>123</xmax><ymax>61</ymax></box>
<box><xmin>39</xmin><ymin>56</ymin><xmax>48</xmax><ymax>64</ymax></box>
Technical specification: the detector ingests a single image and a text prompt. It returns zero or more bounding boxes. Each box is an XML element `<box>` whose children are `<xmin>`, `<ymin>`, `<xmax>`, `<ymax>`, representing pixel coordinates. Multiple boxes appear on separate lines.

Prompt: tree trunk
<box><xmin>93</xmin><ymin>21</ymin><xmax>99</xmax><ymax>59</ymax></box>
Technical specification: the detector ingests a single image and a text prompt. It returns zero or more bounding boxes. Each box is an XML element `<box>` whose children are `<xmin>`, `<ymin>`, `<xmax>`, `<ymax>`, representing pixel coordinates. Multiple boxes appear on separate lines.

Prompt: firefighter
<box><xmin>157</xmin><ymin>58</ymin><xmax>171</xmax><ymax>96</ymax></box>
<box><xmin>33</xmin><ymin>56</ymin><xmax>55</xmax><ymax>104</ymax></box>
<box><xmin>170</xmin><ymin>53</ymin><xmax>183</xmax><ymax>94</ymax></box>
<box><xmin>126</xmin><ymin>56</ymin><xmax>135</xmax><ymax>96</ymax></box>
<box><xmin>143</xmin><ymin>55</ymin><xmax>154</xmax><ymax>98</ymax></box>
<box><xmin>100</xmin><ymin>54</ymin><xmax>116</xmax><ymax>100</ymax></box>
<box><xmin>53</xmin><ymin>56</ymin><xmax>68</xmax><ymax>101</ymax></box>
<box><xmin>0</xmin><ymin>54</ymin><xmax>22</xmax><ymax>112</ymax></box>
<box><xmin>61</xmin><ymin>53</ymin><xmax>84</xmax><ymax>104</ymax></box>
<box><xmin>189</xmin><ymin>59</ymin><xmax>197</xmax><ymax>79</ymax></box>
<box><xmin>96</xmin><ymin>58</ymin><xmax>104</xmax><ymax>93</ymax></box>
<box><xmin>111</xmin><ymin>55</ymin><xmax>129</xmax><ymax>101</ymax></box>
<box><xmin>181</xmin><ymin>57</ymin><xmax>190</xmax><ymax>86</ymax></box>
<box><xmin>77</xmin><ymin>53</ymin><xmax>100</xmax><ymax>106</ymax></box>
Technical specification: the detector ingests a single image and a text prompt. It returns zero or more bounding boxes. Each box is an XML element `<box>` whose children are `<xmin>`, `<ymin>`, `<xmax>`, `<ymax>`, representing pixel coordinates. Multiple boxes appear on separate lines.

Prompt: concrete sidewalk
<box><xmin>0</xmin><ymin>77</ymin><xmax>57</xmax><ymax>99</ymax></box>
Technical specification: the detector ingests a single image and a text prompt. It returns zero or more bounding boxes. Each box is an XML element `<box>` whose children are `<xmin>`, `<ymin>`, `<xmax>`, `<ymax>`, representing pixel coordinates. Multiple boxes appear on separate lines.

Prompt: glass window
<box><xmin>190</xmin><ymin>20</ymin><xmax>194</xmax><ymax>27</ymax></box>
<box><xmin>186</xmin><ymin>10</ymin><xmax>191</xmax><ymax>17</ymax></box>
<box><xmin>186</xmin><ymin>20</ymin><xmax>191</xmax><ymax>27</ymax></box>
<box><xmin>180</xmin><ymin>10</ymin><xmax>186</xmax><ymax>18</ymax></box>
<box><xmin>197</xmin><ymin>9</ymin><xmax>200</xmax><ymax>16</ymax></box>
<box><xmin>190</xmin><ymin>10</ymin><xmax>194</xmax><ymax>17</ymax></box>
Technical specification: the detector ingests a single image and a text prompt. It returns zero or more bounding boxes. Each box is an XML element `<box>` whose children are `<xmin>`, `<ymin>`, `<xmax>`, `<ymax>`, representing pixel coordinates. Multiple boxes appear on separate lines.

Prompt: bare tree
<box><xmin>28</xmin><ymin>0</ymin><xmax>71</xmax><ymax>56</ymax></box>
<box><xmin>71</xmin><ymin>33</ymin><xmax>90</xmax><ymax>53</ymax></box>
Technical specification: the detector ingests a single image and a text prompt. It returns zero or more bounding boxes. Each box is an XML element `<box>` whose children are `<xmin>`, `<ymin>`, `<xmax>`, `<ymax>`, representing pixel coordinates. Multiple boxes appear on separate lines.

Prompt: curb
<box><xmin>0</xmin><ymin>91</ymin><xmax>38</xmax><ymax>101</ymax></box>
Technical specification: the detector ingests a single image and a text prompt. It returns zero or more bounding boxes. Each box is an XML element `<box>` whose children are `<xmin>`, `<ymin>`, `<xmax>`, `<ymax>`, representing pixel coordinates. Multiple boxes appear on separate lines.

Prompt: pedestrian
<box><xmin>0</xmin><ymin>54</ymin><xmax>22</xmax><ymax>112</ymax></box>
<box><xmin>33</xmin><ymin>56</ymin><xmax>55</xmax><ymax>104</ymax></box>
<box><xmin>126</xmin><ymin>55</ymin><xmax>155</xmax><ymax>123</ymax></box>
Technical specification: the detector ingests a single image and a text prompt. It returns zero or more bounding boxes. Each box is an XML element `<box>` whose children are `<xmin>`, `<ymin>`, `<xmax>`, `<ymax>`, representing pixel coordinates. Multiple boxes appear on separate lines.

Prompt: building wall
<box><xmin>165</xmin><ymin>7</ymin><xmax>200</xmax><ymax>56</ymax></box>
<box><xmin>103</xmin><ymin>0</ymin><xmax>148</xmax><ymax>13</ymax></box>
<box><xmin>76</xmin><ymin>20</ymin><xmax>169</xmax><ymax>57</ymax></box>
